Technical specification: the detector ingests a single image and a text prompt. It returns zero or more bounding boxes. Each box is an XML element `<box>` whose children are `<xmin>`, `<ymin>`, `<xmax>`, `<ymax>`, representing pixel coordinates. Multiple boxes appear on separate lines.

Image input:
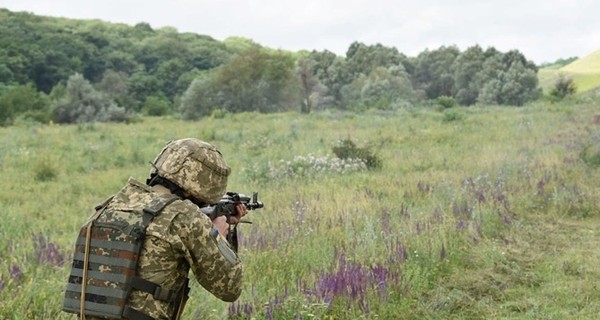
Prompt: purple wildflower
<box><xmin>0</xmin><ymin>275</ymin><xmax>4</xmax><ymax>291</ymax></box>
<box><xmin>228</xmin><ymin>301</ymin><xmax>254</xmax><ymax>317</ymax></box>
<box><xmin>10</xmin><ymin>264</ymin><xmax>22</xmax><ymax>281</ymax></box>
<box><xmin>32</xmin><ymin>233</ymin><xmax>66</xmax><ymax>267</ymax></box>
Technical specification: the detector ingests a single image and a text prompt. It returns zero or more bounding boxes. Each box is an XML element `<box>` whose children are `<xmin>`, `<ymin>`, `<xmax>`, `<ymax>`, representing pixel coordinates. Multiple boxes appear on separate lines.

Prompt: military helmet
<box><xmin>150</xmin><ymin>138</ymin><xmax>230</xmax><ymax>204</ymax></box>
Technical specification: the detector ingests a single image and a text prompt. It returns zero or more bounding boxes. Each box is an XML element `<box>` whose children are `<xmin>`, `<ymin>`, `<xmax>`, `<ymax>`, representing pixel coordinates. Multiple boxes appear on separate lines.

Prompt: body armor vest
<box><xmin>63</xmin><ymin>194</ymin><xmax>181</xmax><ymax>319</ymax></box>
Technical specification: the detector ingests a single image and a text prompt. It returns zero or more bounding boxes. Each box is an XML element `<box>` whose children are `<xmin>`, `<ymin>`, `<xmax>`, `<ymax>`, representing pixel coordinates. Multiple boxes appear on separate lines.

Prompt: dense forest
<box><xmin>0</xmin><ymin>8</ymin><xmax>544</xmax><ymax>125</ymax></box>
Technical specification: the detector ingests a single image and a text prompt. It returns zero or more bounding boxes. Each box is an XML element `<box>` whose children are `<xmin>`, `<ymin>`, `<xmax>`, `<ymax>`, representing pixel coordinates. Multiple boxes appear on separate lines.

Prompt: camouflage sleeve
<box><xmin>171</xmin><ymin>202</ymin><xmax>243</xmax><ymax>302</ymax></box>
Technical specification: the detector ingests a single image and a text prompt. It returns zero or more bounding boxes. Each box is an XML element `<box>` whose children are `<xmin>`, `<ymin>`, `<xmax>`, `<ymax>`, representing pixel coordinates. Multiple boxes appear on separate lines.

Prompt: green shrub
<box><xmin>332</xmin><ymin>138</ymin><xmax>382</xmax><ymax>169</ymax></box>
<box><xmin>549</xmin><ymin>74</ymin><xmax>577</xmax><ymax>101</ymax></box>
<box><xmin>436</xmin><ymin>96</ymin><xmax>457</xmax><ymax>109</ymax></box>
<box><xmin>442</xmin><ymin>110</ymin><xmax>465</xmax><ymax>122</ymax></box>
<box><xmin>142</xmin><ymin>96</ymin><xmax>171</xmax><ymax>116</ymax></box>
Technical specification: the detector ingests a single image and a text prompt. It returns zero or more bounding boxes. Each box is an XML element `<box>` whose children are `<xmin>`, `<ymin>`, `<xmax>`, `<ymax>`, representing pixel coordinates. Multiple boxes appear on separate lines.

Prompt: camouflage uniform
<box><xmin>69</xmin><ymin>138</ymin><xmax>242</xmax><ymax>320</ymax></box>
<box><xmin>84</xmin><ymin>178</ymin><xmax>242</xmax><ymax>319</ymax></box>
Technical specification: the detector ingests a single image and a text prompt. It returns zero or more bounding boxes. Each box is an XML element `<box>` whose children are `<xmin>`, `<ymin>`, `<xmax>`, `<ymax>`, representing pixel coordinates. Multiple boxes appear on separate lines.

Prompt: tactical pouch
<box><xmin>63</xmin><ymin>194</ymin><xmax>179</xmax><ymax>319</ymax></box>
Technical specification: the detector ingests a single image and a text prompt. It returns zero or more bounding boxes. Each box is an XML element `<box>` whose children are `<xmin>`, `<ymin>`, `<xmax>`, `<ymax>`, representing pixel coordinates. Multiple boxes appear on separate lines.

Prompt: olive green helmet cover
<box><xmin>150</xmin><ymin>138</ymin><xmax>230</xmax><ymax>204</ymax></box>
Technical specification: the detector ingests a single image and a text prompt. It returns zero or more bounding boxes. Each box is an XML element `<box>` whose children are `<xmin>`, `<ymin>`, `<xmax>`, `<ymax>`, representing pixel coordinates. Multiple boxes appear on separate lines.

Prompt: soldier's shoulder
<box><xmin>154</xmin><ymin>198</ymin><xmax>206</xmax><ymax>224</ymax></box>
<box><xmin>166</xmin><ymin>198</ymin><xmax>200</xmax><ymax>213</ymax></box>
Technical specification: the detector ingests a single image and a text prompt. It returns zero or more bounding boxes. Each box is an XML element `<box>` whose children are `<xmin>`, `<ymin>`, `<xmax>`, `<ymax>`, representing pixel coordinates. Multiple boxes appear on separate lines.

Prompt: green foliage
<box><xmin>453</xmin><ymin>45</ymin><xmax>486</xmax><ymax>105</ymax></box>
<box><xmin>442</xmin><ymin>109</ymin><xmax>465</xmax><ymax>122</ymax></box>
<box><xmin>51</xmin><ymin>73</ymin><xmax>128</xmax><ymax>123</ymax></box>
<box><xmin>0</xmin><ymin>83</ymin><xmax>50</xmax><ymax>125</ymax></box>
<box><xmin>549</xmin><ymin>73</ymin><xmax>577</xmax><ymax>100</ymax></box>
<box><xmin>211</xmin><ymin>47</ymin><xmax>298</xmax><ymax>113</ymax></box>
<box><xmin>413</xmin><ymin>46</ymin><xmax>460</xmax><ymax>99</ymax></box>
<box><xmin>538</xmin><ymin>56</ymin><xmax>578</xmax><ymax>69</ymax></box>
<box><xmin>436</xmin><ymin>95</ymin><xmax>457</xmax><ymax>109</ymax></box>
<box><xmin>410</xmin><ymin>45</ymin><xmax>541</xmax><ymax>107</ymax></box>
<box><xmin>0</xmin><ymin>8</ymin><xmax>231</xmax><ymax>111</ymax></box>
<box><xmin>332</xmin><ymin>138</ymin><xmax>382</xmax><ymax>169</ymax></box>
<box><xmin>179</xmin><ymin>76</ymin><xmax>216</xmax><ymax>120</ymax></box>
<box><xmin>96</xmin><ymin>69</ymin><xmax>135</xmax><ymax>111</ymax></box>
<box><xmin>341</xmin><ymin>66</ymin><xmax>416</xmax><ymax>111</ymax></box>
<box><xmin>0</xmin><ymin>8</ymin><xmax>551</xmax><ymax>121</ymax></box>
<box><xmin>180</xmin><ymin>47</ymin><xmax>299</xmax><ymax>120</ymax></box>
<box><xmin>142</xmin><ymin>95</ymin><xmax>171</xmax><ymax>116</ymax></box>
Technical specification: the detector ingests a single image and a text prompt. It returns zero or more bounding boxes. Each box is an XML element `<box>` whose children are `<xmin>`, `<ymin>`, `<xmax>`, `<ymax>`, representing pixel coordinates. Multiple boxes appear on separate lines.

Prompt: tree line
<box><xmin>0</xmin><ymin>8</ymin><xmax>544</xmax><ymax>125</ymax></box>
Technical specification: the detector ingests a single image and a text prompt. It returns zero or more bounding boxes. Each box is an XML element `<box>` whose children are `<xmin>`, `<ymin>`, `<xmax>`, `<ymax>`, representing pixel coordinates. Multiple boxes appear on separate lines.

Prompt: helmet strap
<box><xmin>146</xmin><ymin>173</ymin><xmax>207</xmax><ymax>207</ymax></box>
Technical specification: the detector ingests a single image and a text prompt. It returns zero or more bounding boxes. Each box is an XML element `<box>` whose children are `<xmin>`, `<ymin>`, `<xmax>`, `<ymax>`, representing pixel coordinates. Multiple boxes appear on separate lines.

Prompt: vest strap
<box><xmin>130</xmin><ymin>276</ymin><xmax>178</xmax><ymax>302</ymax></box>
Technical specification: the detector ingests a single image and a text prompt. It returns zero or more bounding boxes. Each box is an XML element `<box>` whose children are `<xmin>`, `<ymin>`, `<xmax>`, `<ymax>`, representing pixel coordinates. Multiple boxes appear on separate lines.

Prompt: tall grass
<box><xmin>1</xmin><ymin>104</ymin><xmax>599</xmax><ymax>319</ymax></box>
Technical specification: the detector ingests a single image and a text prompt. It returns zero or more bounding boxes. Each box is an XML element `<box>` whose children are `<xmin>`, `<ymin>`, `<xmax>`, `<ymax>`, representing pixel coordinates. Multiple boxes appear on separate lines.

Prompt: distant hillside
<box><xmin>561</xmin><ymin>49</ymin><xmax>600</xmax><ymax>73</ymax></box>
<box><xmin>539</xmin><ymin>49</ymin><xmax>600</xmax><ymax>93</ymax></box>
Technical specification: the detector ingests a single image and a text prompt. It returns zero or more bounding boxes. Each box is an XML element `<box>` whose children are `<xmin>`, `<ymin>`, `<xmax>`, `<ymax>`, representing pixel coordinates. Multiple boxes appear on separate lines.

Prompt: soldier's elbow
<box><xmin>219</xmin><ymin>288</ymin><xmax>242</xmax><ymax>302</ymax></box>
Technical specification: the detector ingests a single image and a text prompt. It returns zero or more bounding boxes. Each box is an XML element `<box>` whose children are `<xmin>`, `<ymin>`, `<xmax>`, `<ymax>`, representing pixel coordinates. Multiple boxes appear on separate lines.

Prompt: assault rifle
<box><xmin>201</xmin><ymin>192</ymin><xmax>264</xmax><ymax>251</ymax></box>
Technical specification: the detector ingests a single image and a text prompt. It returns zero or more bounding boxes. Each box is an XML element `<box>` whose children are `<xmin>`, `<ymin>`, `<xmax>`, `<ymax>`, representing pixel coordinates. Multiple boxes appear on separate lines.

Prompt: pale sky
<box><xmin>1</xmin><ymin>0</ymin><xmax>599</xmax><ymax>64</ymax></box>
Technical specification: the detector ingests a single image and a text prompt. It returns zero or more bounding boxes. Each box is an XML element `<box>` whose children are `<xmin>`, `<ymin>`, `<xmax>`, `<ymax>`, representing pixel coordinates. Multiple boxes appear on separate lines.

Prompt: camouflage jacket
<box><xmin>89</xmin><ymin>178</ymin><xmax>243</xmax><ymax>319</ymax></box>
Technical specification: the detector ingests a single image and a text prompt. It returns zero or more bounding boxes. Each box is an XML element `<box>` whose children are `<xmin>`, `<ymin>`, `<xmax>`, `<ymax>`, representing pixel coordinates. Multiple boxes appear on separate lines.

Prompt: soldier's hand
<box><xmin>212</xmin><ymin>216</ymin><xmax>229</xmax><ymax>236</ymax></box>
<box><xmin>227</xmin><ymin>204</ymin><xmax>248</xmax><ymax>225</ymax></box>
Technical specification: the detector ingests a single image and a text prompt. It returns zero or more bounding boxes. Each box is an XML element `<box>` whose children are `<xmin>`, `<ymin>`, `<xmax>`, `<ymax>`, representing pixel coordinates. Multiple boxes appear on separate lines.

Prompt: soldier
<box><xmin>63</xmin><ymin>138</ymin><xmax>247</xmax><ymax>320</ymax></box>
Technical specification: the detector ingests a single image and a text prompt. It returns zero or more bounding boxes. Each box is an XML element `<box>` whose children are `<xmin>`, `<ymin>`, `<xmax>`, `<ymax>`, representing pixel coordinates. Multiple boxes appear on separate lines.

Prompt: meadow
<box><xmin>1</xmin><ymin>102</ymin><xmax>599</xmax><ymax>319</ymax></box>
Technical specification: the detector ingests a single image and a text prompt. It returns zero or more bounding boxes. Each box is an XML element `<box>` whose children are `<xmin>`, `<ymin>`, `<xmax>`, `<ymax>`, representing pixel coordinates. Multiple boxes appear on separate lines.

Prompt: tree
<box><xmin>211</xmin><ymin>47</ymin><xmax>297</xmax><ymax>113</ymax></box>
<box><xmin>345</xmin><ymin>42</ymin><xmax>406</xmax><ymax>77</ymax></box>
<box><xmin>0</xmin><ymin>83</ymin><xmax>49</xmax><ymax>125</ymax></box>
<box><xmin>412</xmin><ymin>46</ymin><xmax>459</xmax><ymax>99</ymax></box>
<box><xmin>142</xmin><ymin>95</ymin><xmax>171</xmax><ymax>116</ymax></box>
<box><xmin>477</xmin><ymin>50</ymin><xmax>540</xmax><ymax>106</ymax></box>
<box><xmin>296</xmin><ymin>57</ymin><xmax>327</xmax><ymax>113</ymax></box>
<box><xmin>179</xmin><ymin>76</ymin><xmax>218</xmax><ymax>120</ymax></box>
<box><xmin>452</xmin><ymin>45</ymin><xmax>485</xmax><ymax>105</ymax></box>
<box><xmin>497</xmin><ymin>61</ymin><xmax>540</xmax><ymax>105</ymax></box>
<box><xmin>127</xmin><ymin>70</ymin><xmax>162</xmax><ymax>112</ymax></box>
<box><xmin>155</xmin><ymin>59</ymin><xmax>190</xmax><ymax>100</ymax></box>
<box><xmin>51</xmin><ymin>73</ymin><xmax>127</xmax><ymax>123</ymax></box>
<box><xmin>96</xmin><ymin>69</ymin><xmax>134</xmax><ymax>109</ymax></box>
<box><xmin>341</xmin><ymin>66</ymin><xmax>416</xmax><ymax>111</ymax></box>
<box><xmin>321</xmin><ymin>57</ymin><xmax>352</xmax><ymax>107</ymax></box>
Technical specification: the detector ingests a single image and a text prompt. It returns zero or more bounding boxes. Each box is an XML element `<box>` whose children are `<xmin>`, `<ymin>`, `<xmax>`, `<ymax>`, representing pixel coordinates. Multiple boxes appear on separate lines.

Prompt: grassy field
<box><xmin>1</xmin><ymin>102</ymin><xmax>599</xmax><ymax>319</ymax></box>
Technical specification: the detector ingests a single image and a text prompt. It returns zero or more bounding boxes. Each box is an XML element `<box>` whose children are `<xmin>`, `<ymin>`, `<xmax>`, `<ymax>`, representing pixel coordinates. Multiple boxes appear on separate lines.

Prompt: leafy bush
<box><xmin>436</xmin><ymin>96</ymin><xmax>457</xmax><ymax>109</ymax></box>
<box><xmin>549</xmin><ymin>74</ymin><xmax>577</xmax><ymax>101</ymax></box>
<box><xmin>142</xmin><ymin>95</ymin><xmax>171</xmax><ymax>116</ymax></box>
<box><xmin>442</xmin><ymin>110</ymin><xmax>465</xmax><ymax>122</ymax></box>
<box><xmin>332</xmin><ymin>139</ymin><xmax>382</xmax><ymax>169</ymax></box>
